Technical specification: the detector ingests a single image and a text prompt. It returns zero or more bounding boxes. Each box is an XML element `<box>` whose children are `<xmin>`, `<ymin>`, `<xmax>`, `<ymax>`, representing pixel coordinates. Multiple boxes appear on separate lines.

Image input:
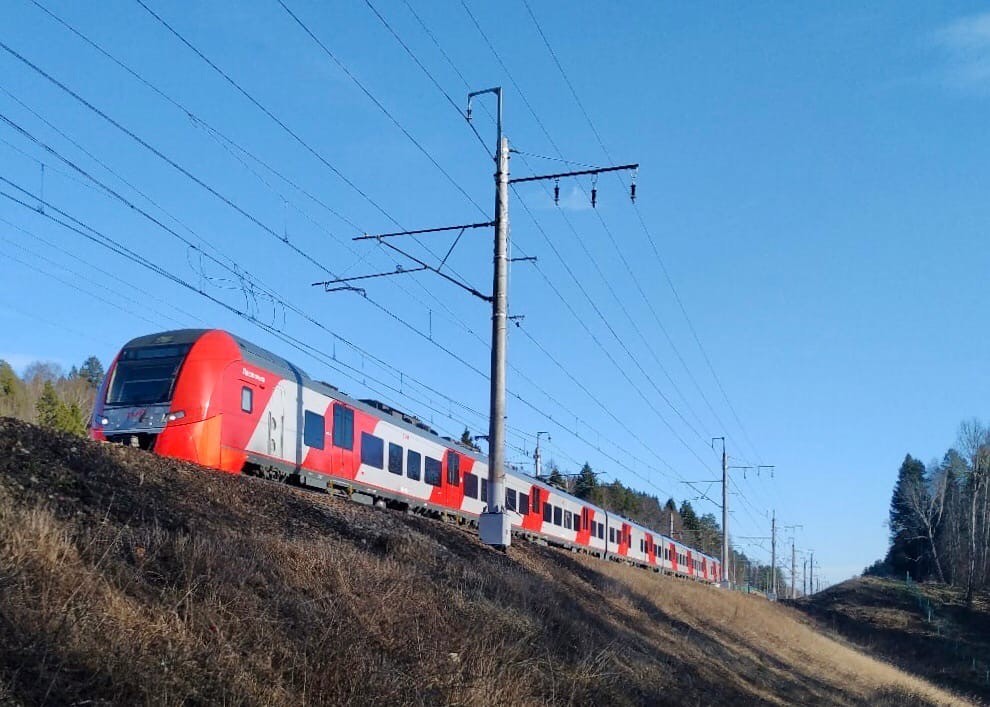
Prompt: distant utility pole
<box><xmin>770</xmin><ymin>510</ymin><xmax>777</xmax><ymax>598</ymax></box>
<box><xmin>713</xmin><ymin>437</ymin><xmax>729</xmax><ymax>588</ymax></box>
<box><xmin>791</xmin><ymin>540</ymin><xmax>796</xmax><ymax>599</ymax></box>
<box><xmin>533</xmin><ymin>431</ymin><xmax>549</xmax><ymax>478</ymax></box>
<box><xmin>803</xmin><ymin>557</ymin><xmax>808</xmax><ymax>596</ymax></box>
<box><xmin>809</xmin><ymin>550</ymin><xmax>815</xmax><ymax>595</ymax></box>
<box><xmin>783</xmin><ymin>524</ymin><xmax>802</xmax><ymax>600</ymax></box>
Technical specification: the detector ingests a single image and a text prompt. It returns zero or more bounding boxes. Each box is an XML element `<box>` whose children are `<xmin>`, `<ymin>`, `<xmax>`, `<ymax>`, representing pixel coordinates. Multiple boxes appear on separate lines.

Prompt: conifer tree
<box><xmin>574</xmin><ymin>462</ymin><xmax>597</xmax><ymax>499</ymax></box>
<box><xmin>886</xmin><ymin>454</ymin><xmax>928</xmax><ymax>579</ymax></box>
<box><xmin>36</xmin><ymin>380</ymin><xmax>61</xmax><ymax>429</ymax></box>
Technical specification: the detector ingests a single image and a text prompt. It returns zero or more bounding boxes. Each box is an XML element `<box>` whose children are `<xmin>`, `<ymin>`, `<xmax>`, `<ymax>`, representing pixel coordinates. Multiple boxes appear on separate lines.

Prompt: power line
<box><xmin>2</xmin><ymin>184</ymin><xmax>686</xmax><ymax>502</ymax></box>
<box><xmin>361</xmin><ymin>0</ymin><xmax>488</xmax><ymax>153</ymax></box>
<box><xmin>363</xmin><ymin>1</ymin><xmax>718</xmax><ymax>478</ymax></box>
<box><xmin>0</xmin><ymin>87</ymin><xmax>687</xmax><ymax>508</ymax></box>
<box><xmin>455</xmin><ymin>1</ymin><xmax>723</xmax><ymax>460</ymax></box>
<box><xmin>5</xmin><ymin>9</ymin><xmax>736</xmax><ymax>508</ymax></box>
<box><xmin>1</xmin><ymin>105</ymin><xmax>684</xmax><ymax>500</ymax></box>
<box><xmin>0</xmin><ymin>216</ymin><xmax>196</xmax><ymax>327</ymax></box>
<box><xmin>520</xmin><ymin>0</ymin><xmax>767</xmax><ymax>469</ymax></box>
<box><xmin>9</xmin><ymin>5</ymin><xmax>492</xmax><ymax>355</ymax></box>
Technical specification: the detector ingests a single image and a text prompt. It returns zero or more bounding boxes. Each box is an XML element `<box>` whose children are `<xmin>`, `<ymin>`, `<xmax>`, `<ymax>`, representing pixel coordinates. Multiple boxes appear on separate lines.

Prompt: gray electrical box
<box><xmin>479</xmin><ymin>510</ymin><xmax>512</xmax><ymax>549</ymax></box>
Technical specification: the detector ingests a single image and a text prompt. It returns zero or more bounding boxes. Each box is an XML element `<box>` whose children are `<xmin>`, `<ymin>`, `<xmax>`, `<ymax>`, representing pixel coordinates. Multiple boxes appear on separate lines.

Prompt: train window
<box><xmin>240</xmin><ymin>387</ymin><xmax>253</xmax><ymax>413</ymax></box>
<box><xmin>506</xmin><ymin>488</ymin><xmax>516</xmax><ymax>512</ymax></box>
<box><xmin>518</xmin><ymin>493</ymin><xmax>529</xmax><ymax>515</ymax></box>
<box><xmin>407</xmin><ymin>450</ymin><xmax>421</xmax><ymax>481</ymax></box>
<box><xmin>481</xmin><ymin>478</ymin><xmax>488</xmax><ymax>503</ymax></box>
<box><xmin>360</xmin><ymin>432</ymin><xmax>384</xmax><ymax>469</ymax></box>
<box><xmin>543</xmin><ymin>501</ymin><xmax>552</xmax><ymax>523</ymax></box>
<box><xmin>609</xmin><ymin>527</ymin><xmax>616</xmax><ymax>543</ymax></box>
<box><xmin>424</xmin><ymin>456</ymin><xmax>442</xmax><ymax>486</ymax></box>
<box><xmin>388</xmin><ymin>443</ymin><xmax>403</xmax><ymax>475</ymax></box>
<box><xmin>598</xmin><ymin>524</ymin><xmax>605</xmax><ymax>540</ymax></box>
<box><xmin>532</xmin><ymin>487</ymin><xmax>541</xmax><ymax>512</ymax></box>
<box><xmin>332</xmin><ymin>404</ymin><xmax>354</xmax><ymax>450</ymax></box>
<box><xmin>303</xmin><ymin>410</ymin><xmax>325</xmax><ymax>450</ymax></box>
<box><xmin>574</xmin><ymin>514</ymin><xmax>581</xmax><ymax>533</ymax></box>
<box><xmin>553</xmin><ymin>506</ymin><xmax>562</xmax><ymax>526</ymax></box>
<box><xmin>464</xmin><ymin>472</ymin><xmax>478</xmax><ymax>499</ymax></box>
<box><xmin>564</xmin><ymin>510</ymin><xmax>572</xmax><ymax>530</ymax></box>
<box><xmin>447</xmin><ymin>452</ymin><xmax>460</xmax><ymax>486</ymax></box>
<box><xmin>640</xmin><ymin>539</ymin><xmax>644</xmax><ymax>552</ymax></box>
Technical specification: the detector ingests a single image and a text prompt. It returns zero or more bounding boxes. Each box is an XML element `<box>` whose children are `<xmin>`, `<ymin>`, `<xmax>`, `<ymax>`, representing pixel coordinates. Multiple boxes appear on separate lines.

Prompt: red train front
<box><xmin>91</xmin><ymin>329</ymin><xmax>271</xmax><ymax>471</ymax></box>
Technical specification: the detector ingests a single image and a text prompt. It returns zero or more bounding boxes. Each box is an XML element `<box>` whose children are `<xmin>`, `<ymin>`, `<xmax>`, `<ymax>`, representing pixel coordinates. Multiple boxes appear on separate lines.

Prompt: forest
<box><xmin>0</xmin><ymin>356</ymin><xmax>103</xmax><ymax>436</ymax></box>
<box><xmin>869</xmin><ymin>419</ymin><xmax>990</xmax><ymax>602</ymax></box>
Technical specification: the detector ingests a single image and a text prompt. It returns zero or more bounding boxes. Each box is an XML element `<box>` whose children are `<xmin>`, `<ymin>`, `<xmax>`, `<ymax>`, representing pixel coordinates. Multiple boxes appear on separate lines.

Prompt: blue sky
<box><xmin>2</xmin><ymin>1</ymin><xmax>990</xmax><ymax>586</ymax></box>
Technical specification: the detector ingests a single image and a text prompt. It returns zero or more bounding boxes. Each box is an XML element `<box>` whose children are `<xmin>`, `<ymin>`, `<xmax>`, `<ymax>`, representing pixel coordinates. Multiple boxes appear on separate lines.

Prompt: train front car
<box><xmin>91</xmin><ymin>329</ymin><xmax>243</xmax><ymax>468</ymax></box>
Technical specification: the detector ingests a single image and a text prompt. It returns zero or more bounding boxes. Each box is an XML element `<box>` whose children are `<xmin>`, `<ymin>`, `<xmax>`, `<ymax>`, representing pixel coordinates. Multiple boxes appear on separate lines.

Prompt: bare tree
<box><xmin>900</xmin><ymin>459</ymin><xmax>948</xmax><ymax>583</ymax></box>
<box><xmin>957</xmin><ymin>419</ymin><xmax>989</xmax><ymax>603</ymax></box>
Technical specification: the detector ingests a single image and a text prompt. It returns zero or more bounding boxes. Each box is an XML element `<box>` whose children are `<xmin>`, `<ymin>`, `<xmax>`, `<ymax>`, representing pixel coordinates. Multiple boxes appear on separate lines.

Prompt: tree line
<box><xmin>0</xmin><ymin>357</ymin><xmax>104</xmax><ymax>436</ymax></box>
<box><xmin>869</xmin><ymin>419</ymin><xmax>990</xmax><ymax>603</ymax></box>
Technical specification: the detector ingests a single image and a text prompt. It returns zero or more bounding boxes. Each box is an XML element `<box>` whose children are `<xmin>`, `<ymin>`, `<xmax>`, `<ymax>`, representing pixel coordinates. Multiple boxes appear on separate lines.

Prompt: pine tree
<box><xmin>547</xmin><ymin>465</ymin><xmax>566</xmax><ymax>490</ymax></box>
<box><xmin>57</xmin><ymin>401</ymin><xmax>87</xmax><ymax>437</ymax></box>
<box><xmin>77</xmin><ymin>356</ymin><xmax>105</xmax><ymax>388</ymax></box>
<box><xmin>36</xmin><ymin>380</ymin><xmax>61</xmax><ymax>429</ymax></box>
<box><xmin>574</xmin><ymin>462</ymin><xmax>597</xmax><ymax>499</ymax></box>
<box><xmin>887</xmin><ymin>454</ymin><xmax>929</xmax><ymax>579</ymax></box>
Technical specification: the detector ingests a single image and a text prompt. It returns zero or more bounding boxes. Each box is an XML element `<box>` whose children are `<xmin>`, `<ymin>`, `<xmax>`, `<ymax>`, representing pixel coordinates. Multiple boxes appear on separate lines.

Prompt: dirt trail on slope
<box><xmin>0</xmin><ymin>418</ymin><xmax>968</xmax><ymax>705</ymax></box>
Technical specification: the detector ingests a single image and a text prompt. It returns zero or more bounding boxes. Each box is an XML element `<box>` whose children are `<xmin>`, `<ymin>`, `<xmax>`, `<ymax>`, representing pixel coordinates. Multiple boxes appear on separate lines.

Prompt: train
<box><xmin>89</xmin><ymin>329</ymin><xmax>722</xmax><ymax>584</ymax></box>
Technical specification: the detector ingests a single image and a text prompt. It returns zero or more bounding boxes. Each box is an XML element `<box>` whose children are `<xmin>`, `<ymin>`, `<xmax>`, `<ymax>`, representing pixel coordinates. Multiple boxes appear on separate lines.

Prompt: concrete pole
<box><xmin>771</xmin><ymin>510</ymin><xmax>777</xmax><ymax>597</ymax></box>
<box><xmin>719</xmin><ymin>438</ymin><xmax>729</xmax><ymax>587</ymax></box>
<box><xmin>791</xmin><ymin>539</ymin><xmax>796</xmax><ymax>599</ymax></box>
<box><xmin>479</xmin><ymin>95</ymin><xmax>512</xmax><ymax>549</ymax></box>
<box><xmin>809</xmin><ymin>551</ymin><xmax>814</xmax><ymax>595</ymax></box>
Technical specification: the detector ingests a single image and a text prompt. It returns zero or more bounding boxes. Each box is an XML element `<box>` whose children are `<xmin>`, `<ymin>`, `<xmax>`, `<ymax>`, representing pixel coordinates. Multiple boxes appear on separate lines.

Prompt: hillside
<box><xmin>796</xmin><ymin>576</ymin><xmax>990</xmax><ymax>703</ymax></box>
<box><xmin>0</xmin><ymin>418</ymin><xmax>967</xmax><ymax>706</ymax></box>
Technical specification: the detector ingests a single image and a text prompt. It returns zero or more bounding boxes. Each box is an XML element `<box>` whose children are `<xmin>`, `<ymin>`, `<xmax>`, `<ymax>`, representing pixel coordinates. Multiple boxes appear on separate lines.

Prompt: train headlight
<box><xmin>167</xmin><ymin>410</ymin><xmax>186</xmax><ymax>422</ymax></box>
<box><xmin>100</xmin><ymin>417</ymin><xmax>109</xmax><ymax>426</ymax></box>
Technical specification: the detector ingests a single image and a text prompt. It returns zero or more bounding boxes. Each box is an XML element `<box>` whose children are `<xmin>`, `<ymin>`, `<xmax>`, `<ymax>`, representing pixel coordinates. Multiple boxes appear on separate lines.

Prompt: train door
<box><xmin>267</xmin><ymin>387</ymin><xmax>284</xmax><ymax>461</ymax></box>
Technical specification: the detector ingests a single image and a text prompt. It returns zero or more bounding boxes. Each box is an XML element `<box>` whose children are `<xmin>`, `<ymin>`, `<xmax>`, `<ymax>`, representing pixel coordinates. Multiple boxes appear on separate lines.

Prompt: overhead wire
<box><xmin>0</xmin><ymin>95</ymin><xmax>681</xmax><ymax>498</ymax></box>
<box><xmin>362</xmin><ymin>1</ymin><xmax>720</xmax><ymax>485</ymax></box>
<box><xmin>517</xmin><ymin>0</ymin><xmax>778</xmax><ymax>530</ymax></box>
<box><xmin>8</xmin><ymin>3</ymin><xmax>720</xmax><ymax>504</ymax></box>
<box><xmin>521</xmin><ymin>0</ymin><xmax>767</xmax><ymax>471</ymax></box>
<box><xmin>455</xmin><ymin>0</ymin><xmax>721</xmax><ymax>460</ymax></box>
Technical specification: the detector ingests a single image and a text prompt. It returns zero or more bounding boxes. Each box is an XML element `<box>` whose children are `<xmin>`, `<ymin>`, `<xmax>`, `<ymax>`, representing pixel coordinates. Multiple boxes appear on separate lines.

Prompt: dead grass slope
<box><xmin>0</xmin><ymin>418</ymin><xmax>968</xmax><ymax>706</ymax></box>
<box><xmin>796</xmin><ymin>576</ymin><xmax>990</xmax><ymax>703</ymax></box>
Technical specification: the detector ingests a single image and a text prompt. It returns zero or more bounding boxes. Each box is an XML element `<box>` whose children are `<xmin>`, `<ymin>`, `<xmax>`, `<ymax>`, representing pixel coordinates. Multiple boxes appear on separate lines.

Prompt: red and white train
<box><xmin>90</xmin><ymin>329</ymin><xmax>721</xmax><ymax>583</ymax></box>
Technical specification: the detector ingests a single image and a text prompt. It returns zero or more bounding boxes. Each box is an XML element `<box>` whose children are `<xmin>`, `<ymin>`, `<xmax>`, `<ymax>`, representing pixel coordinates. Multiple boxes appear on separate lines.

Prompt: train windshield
<box><xmin>105</xmin><ymin>344</ymin><xmax>191</xmax><ymax>406</ymax></box>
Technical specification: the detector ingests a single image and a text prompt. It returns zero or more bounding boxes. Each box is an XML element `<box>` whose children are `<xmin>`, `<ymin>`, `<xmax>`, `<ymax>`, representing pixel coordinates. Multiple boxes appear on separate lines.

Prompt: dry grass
<box><xmin>0</xmin><ymin>418</ymin><xmax>971</xmax><ymax>705</ymax></box>
<box><xmin>795</xmin><ymin>575</ymin><xmax>990</xmax><ymax>703</ymax></box>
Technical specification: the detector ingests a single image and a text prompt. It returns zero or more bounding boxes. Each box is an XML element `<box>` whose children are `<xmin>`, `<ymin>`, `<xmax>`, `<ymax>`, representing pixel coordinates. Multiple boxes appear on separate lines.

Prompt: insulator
<box><xmin>630</xmin><ymin>182</ymin><xmax>637</xmax><ymax>203</ymax></box>
<box><xmin>553</xmin><ymin>181</ymin><xmax>560</xmax><ymax>205</ymax></box>
<box><xmin>591</xmin><ymin>187</ymin><xmax>597</xmax><ymax>208</ymax></box>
